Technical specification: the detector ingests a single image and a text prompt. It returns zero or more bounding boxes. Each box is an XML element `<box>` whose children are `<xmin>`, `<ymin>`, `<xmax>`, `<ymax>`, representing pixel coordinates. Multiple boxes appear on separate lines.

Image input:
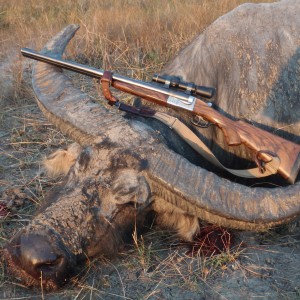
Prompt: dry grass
<box><xmin>1</xmin><ymin>0</ymin><xmax>271</xmax><ymax>50</ymax></box>
<box><xmin>1</xmin><ymin>0</ymin><xmax>274</xmax><ymax>86</ymax></box>
<box><xmin>4</xmin><ymin>1</ymin><xmax>300</xmax><ymax>299</ymax></box>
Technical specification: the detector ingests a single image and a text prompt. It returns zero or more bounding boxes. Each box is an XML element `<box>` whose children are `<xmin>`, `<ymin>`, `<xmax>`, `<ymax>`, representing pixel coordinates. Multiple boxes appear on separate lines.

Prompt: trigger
<box><xmin>255</xmin><ymin>150</ymin><xmax>277</xmax><ymax>174</ymax></box>
<box><xmin>191</xmin><ymin>115</ymin><xmax>212</xmax><ymax>128</ymax></box>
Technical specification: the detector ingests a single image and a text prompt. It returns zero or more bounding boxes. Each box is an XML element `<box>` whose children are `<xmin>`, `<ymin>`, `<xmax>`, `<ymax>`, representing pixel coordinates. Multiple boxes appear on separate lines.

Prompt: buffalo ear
<box><xmin>111</xmin><ymin>171</ymin><xmax>151</xmax><ymax>207</ymax></box>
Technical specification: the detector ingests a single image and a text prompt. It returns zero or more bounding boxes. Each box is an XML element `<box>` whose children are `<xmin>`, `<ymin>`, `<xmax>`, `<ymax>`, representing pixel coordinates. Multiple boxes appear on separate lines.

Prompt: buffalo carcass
<box><xmin>4</xmin><ymin>0</ymin><xmax>300</xmax><ymax>290</ymax></box>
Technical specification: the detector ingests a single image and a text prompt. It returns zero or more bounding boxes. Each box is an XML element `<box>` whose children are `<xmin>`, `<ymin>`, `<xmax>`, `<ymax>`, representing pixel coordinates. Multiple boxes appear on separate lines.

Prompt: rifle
<box><xmin>21</xmin><ymin>48</ymin><xmax>300</xmax><ymax>184</ymax></box>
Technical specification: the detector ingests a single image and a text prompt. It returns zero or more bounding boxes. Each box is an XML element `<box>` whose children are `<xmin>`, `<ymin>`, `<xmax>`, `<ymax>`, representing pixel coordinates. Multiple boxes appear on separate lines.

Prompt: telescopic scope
<box><xmin>152</xmin><ymin>74</ymin><xmax>215</xmax><ymax>99</ymax></box>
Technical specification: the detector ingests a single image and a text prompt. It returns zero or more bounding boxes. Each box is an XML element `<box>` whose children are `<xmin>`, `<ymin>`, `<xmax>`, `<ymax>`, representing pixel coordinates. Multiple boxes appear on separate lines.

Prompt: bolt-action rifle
<box><xmin>21</xmin><ymin>48</ymin><xmax>300</xmax><ymax>184</ymax></box>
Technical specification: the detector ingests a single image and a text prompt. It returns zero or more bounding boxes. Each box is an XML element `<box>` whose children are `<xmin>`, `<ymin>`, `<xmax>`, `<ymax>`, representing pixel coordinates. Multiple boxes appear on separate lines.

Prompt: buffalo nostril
<box><xmin>35</xmin><ymin>257</ymin><xmax>64</xmax><ymax>274</ymax></box>
<box><xmin>15</xmin><ymin>234</ymin><xmax>66</xmax><ymax>278</ymax></box>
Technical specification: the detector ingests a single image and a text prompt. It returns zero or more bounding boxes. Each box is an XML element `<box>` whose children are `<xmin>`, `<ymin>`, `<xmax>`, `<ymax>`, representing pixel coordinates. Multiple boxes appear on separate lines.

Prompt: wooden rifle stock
<box><xmin>21</xmin><ymin>48</ymin><xmax>300</xmax><ymax>183</ymax></box>
<box><xmin>194</xmin><ymin>100</ymin><xmax>300</xmax><ymax>184</ymax></box>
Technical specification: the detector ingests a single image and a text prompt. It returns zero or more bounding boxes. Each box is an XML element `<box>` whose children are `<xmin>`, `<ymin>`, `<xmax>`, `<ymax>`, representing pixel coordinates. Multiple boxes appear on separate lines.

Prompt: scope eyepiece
<box><xmin>152</xmin><ymin>74</ymin><xmax>215</xmax><ymax>99</ymax></box>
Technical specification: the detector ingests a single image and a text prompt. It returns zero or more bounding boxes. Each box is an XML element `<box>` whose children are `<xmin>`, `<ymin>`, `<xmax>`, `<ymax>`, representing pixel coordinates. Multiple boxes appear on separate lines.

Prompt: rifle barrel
<box><xmin>21</xmin><ymin>48</ymin><xmax>193</xmax><ymax>102</ymax></box>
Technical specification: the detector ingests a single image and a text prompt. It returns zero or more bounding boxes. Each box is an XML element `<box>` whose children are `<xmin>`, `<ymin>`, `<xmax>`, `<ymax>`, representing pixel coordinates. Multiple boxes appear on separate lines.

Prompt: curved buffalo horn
<box><xmin>32</xmin><ymin>24</ymin><xmax>130</xmax><ymax>146</ymax></box>
<box><xmin>148</xmin><ymin>148</ymin><xmax>300</xmax><ymax>230</ymax></box>
<box><xmin>33</xmin><ymin>25</ymin><xmax>300</xmax><ymax>231</ymax></box>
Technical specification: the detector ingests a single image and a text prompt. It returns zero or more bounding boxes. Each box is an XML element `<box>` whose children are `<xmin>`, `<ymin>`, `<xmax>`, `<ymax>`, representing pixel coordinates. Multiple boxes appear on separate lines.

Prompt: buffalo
<box><xmin>3</xmin><ymin>0</ymin><xmax>300</xmax><ymax>290</ymax></box>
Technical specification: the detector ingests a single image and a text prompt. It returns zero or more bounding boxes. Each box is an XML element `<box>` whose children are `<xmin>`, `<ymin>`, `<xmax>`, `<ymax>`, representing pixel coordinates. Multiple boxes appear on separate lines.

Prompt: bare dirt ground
<box><xmin>1</xmin><ymin>1</ymin><xmax>300</xmax><ymax>299</ymax></box>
